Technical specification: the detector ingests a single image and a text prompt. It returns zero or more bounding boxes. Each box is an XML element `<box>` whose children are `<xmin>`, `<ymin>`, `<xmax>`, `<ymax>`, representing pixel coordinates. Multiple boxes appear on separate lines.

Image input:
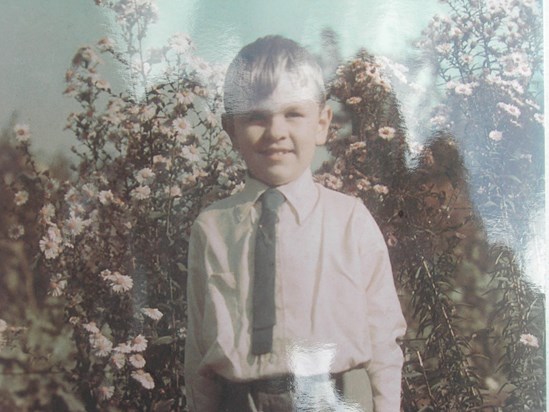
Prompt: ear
<box><xmin>221</xmin><ymin>114</ymin><xmax>239</xmax><ymax>149</ymax></box>
<box><xmin>315</xmin><ymin>104</ymin><xmax>333</xmax><ymax>146</ymax></box>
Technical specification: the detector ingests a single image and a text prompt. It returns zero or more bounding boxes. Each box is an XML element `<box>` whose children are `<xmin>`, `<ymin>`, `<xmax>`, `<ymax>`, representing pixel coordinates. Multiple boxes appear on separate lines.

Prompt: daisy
<box><xmin>141</xmin><ymin>308</ymin><xmax>163</xmax><ymax>320</ymax></box>
<box><xmin>172</xmin><ymin>118</ymin><xmax>190</xmax><ymax>135</ymax></box>
<box><xmin>14</xmin><ymin>190</ymin><xmax>29</xmax><ymax>206</ymax></box>
<box><xmin>129</xmin><ymin>354</ymin><xmax>146</xmax><ymax>368</ymax></box>
<box><xmin>131</xmin><ymin>334</ymin><xmax>148</xmax><ymax>352</ymax></box>
<box><xmin>83</xmin><ymin>321</ymin><xmax>100</xmax><ymax>334</ymax></box>
<box><xmin>48</xmin><ymin>274</ymin><xmax>67</xmax><ymax>297</ymax></box>
<box><xmin>454</xmin><ymin>83</ymin><xmax>473</xmax><ymax>96</ymax></box>
<box><xmin>91</xmin><ymin>333</ymin><xmax>113</xmax><ymax>357</ymax></box>
<box><xmin>135</xmin><ymin>168</ymin><xmax>155</xmax><ymax>184</ymax></box>
<box><xmin>131</xmin><ymin>185</ymin><xmax>151</xmax><ymax>200</ymax></box>
<box><xmin>114</xmin><ymin>342</ymin><xmax>133</xmax><ymax>354</ymax></box>
<box><xmin>373</xmin><ymin>184</ymin><xmax>389</xmax><ymax>195</ymax></box>
<box><xmin>168</xmin><ymin>186</ymin><xmax>182</xmax><ymax>198</ymax></box>
<box><xmin>109</xmin><ymin>273</ymin><xmax>133</xmax><ymax>294</ymax></box>
<box><xmin>111</xmin><ymin>352</ymin><xmax>126</xmax><ymax>369</ymax></box>
<box><xmin>39</xmin><ymin>236</ymin><xmax>61</xmax><ymax>260</ymax></box>
<box><xmin>497</xmin><ymin>102</ymin><xmax>521</xmax><ymax>118</ymax></box>
<box><xmin>98</xmin><ymin>190</ymin><xmax>114</xmax><ymax>205</ymax></box>
<box><xmin>346</xmin><ymin>97</ymin><xmax>362</xmax><ymax>105</ymax></box>
<box><xmin>96</xmin><ymin>385</ymin><xmax>114</xmax><ymax>401</ymax></box>
<box><xmin>65</xmin><ymin>213</ymin><xmax>90</xmax><ymax>236</ymax></box>
<box><xmin>13</xmin><ymin>124</ymin><xmax>31</xmax><ymax>143</ymax></box>
<box><xmin>378</xmin><ymin>126</ymin><xmax>396</xmax><ymax>140</ymax></box>
<box><xmin>8</xmin><ymin>224</ymin><xmax>25</xmax><ymax>240</ymax></box>
<box><xmin>39</xmin><ymin>203</ymin><xmax>56</xmax><ymax>224</ymax></box>
<box><xmin>131</xmin><ymin>370</ymin><xmax>155</xmax><ymax>389</ymax></box>
<box><xmin>489</xmin><ymin>130</ymin><xmax>503</xmax><ymax>141</ymax></box>
<box><xmin>181</xmin><ymin>145</ymin><xmax>201</xmax><ymax>162</ymax></box>
<box><xmin>519</xmin><ymin>333</ymin><xmax>539</xmax><ymax>348</ymax></box>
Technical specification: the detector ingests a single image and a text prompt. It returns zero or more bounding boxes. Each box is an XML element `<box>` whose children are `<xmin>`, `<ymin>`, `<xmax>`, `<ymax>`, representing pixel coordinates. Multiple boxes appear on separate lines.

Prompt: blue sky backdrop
<box><xmin>1</xmin><ymin>0</ymin><xmax>444</xmax><ymax>158</ymax></box>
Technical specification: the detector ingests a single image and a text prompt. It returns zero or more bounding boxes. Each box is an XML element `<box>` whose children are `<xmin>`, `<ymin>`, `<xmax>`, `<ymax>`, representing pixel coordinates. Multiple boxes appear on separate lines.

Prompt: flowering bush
<box><xmin>0</xmin><ymin>0</ymin><xmax>544</xmax><ymax>410</ymax></box>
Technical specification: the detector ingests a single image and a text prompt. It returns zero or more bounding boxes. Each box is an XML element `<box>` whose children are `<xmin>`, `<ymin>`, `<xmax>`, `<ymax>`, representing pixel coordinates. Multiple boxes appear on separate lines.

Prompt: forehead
<box><xmin>239</xmin><ymin>73</ymin><xmax>320</xmax><ymax>113</ymax></box>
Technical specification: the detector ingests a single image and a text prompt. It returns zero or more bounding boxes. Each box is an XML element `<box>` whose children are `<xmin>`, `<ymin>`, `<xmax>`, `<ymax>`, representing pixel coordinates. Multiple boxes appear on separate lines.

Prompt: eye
<box><xmin>245</xmin><ymin>112</ymin><xmax>267</xmax><ymax>123</ymax></box>
<box><xmin>286</xmin><ymin>111</ymin><xmax>304</xmax><ymax>118</ymax></box>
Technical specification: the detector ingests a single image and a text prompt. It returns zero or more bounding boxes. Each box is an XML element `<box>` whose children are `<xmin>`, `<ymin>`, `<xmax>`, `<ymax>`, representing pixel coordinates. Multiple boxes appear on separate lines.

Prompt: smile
<box><xmin>259</xmin><ymin>148</ymin><xmax>292</xmax><ymax>155</ymax></box>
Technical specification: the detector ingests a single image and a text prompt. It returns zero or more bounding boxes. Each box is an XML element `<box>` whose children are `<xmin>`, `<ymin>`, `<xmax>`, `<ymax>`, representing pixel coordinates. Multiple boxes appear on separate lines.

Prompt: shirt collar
<box><xmin>234</xmin><ymin>169</ymin><xmax>319</xmax><ymax>225</ymax></box>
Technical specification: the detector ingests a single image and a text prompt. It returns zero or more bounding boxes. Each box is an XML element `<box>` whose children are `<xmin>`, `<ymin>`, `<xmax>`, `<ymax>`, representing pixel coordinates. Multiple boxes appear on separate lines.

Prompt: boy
<box><xmin>185</xmin><ymin>35</ymin><xmax>406</xmax><ymax>412</ymax></box>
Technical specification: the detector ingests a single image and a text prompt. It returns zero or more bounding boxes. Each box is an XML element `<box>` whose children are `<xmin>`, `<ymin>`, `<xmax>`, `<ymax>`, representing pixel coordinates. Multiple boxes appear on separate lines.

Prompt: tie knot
<box><xmin>260</xmin><ymin>188</ymin><xmax>285</xmax><ymax>212</ymax></box>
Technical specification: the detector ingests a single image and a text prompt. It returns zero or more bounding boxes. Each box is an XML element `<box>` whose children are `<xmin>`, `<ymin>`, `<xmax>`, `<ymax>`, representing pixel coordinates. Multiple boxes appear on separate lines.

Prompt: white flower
<box><xmin>129</xmin><ymin>354</ymin><xmax>146</xmax><ymax>368</ymax></box>
<box><xmin>169</xmin><ymin>32</ymin><xmax>192</xmax><ymax>54</ymax></box>
<box><xmin>175</xmin><ymin>91</ymin><xmax>193</xmax><ymax>105</ymax></box>
<box><xmin>488</xmin><ymin>130</ymin><xmax>503</xmax><ymax>141</ymax></box>
<box><xmin>65</xmin><ymin>212</ymin><xmax>91</xmax><ymax>236</ymax></box>
<box><xmin>346</xmin><ymin>96</ymin><xmax>362</xmax><ymax>105</ymax></box>
<box><xmin>131</xmin><ymin>185</ymin><xmax>151</xmax><ymax>200</ymax></box>
<box><xmin>136</xmin><ymin>168</ymin><xmax>155</xmax><ymax>184</ymax></box>
<box><xmin>378</xmin><ymin>126</ymin><xmax>396</xmax><ymax>140</ymax></box>
<box><xmin>435</xmin><ymin>43</ymin><xmax>452</xmax><ymax>55</ymax></box>
<box><xmin>519</xmin><ymin>333</ymin><xmax>539</xmax><ymax>348</ymax></box>
<box><xmin>497</xmin><ymin>102</ymin><xmax>521</xmax><ymax>118</ymax></box>
<box><xmin>373</xmin><ymin>184</ymin><xmax>389</xmax><ymax>195</ymax></box>
<box><xmin>96</xmin><ymin>385</ymin><xmax>114</xmax><ymax>401</ymax></box>
<box><xmin>109</xmin><ymin>273</ymin><xmax>133</xmax><ymax>294</ymax></box>
<box><xmin>8</xmin><ymin>224</ymin><xmax>25</xmax><ymax>240</ymax></box>
<box><xmin>114</xmin><ymin>342</ymin><xmax>133</xmax><ymax>354</ymax></box>
<box><xmin>173</xmin><ymin>118</ymin><xmax>191</xmax><ymax>136</ymax></box>
<box><xmin>181</xmin><ymin>145</ymin><xmax>201</xmax><ymax>162</ymax></box>
<box><xmin>111</xmin><ymin>352</ymin><xmax>126</xmax><ymax>369</ymax></box>
<box><xmin>90</xmin><ymin>333</ymin><xmax>113</xmax><ymax>357</ymax></box>
<box><xmin>98</xmin><ymin>190</ymin><xmax>114</xmax><ymax>205</ymax></box>
<box><xmin>168</xmin><ymin>185</ymin><xmax>182</xmax><ymax>198</ymax></box>
<box><xmin>39</xmin><ymin>203</ymin><xmax>56</xmax><ymax>224</ymax></box>
<box><xmin>131</xmin><ymin>370</ymin><xmax>155</xmax><ymax>389</ymax></box>
<box><xmin>39</xmin><ymin>236</ymin><xmax>61</xmax><ymax>260</ymax></box>
<box><xmin>0</xmin><ymin>319</ymin><xmax>7</xmax><ymax>333</ymax></box>
<box><xmin>48</xmin><ymin>274</ymin><xmax>67</xmax><ymax>297</ymax></box>
<box><xmin>454</xmin><ymin>83</ymin><xmax>473</xmax><ymax>96</ymax></box>
<box><xmin>534</xmin><ymin>113</ymin><xmax>544</xmax><ymax>125</ymax></box>
<box><xmin>14</xmin><ymin>190</ymin><xmax>29</xmax><ymax>206</ymax></box>
<box><xmin>83</xmin><ymin>321</ymin><xmax>100</xmax><ymax>334</ymax></box>
<box><xmin>131</xmin><ymin>334</ymin><xmax>148</xmax><ymax>352</ymax></box>
<box><xmin>141</xmin><ymin>308</ymin><xmax>163</xmax><ymax>320</ymax></box>
<box><xmin>13</xmin><ymin>124</ymin><xmax>31</xmax><ymax>143</ymax></box>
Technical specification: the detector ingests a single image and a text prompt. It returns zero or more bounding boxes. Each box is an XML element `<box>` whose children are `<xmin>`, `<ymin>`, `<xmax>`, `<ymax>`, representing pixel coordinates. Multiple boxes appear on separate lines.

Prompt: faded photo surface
<box><xmin>0</xmin><ymin>1</ymin><xmax>545</xmax><ymax>411</ymax></box>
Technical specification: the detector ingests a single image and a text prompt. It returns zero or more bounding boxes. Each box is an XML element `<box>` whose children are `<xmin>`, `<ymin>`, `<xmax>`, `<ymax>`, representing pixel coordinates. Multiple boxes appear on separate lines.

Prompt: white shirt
<box><xmin>185</xmin><ymin>169</ymin><xmax>406</xmax><ymax>411</ymax></box>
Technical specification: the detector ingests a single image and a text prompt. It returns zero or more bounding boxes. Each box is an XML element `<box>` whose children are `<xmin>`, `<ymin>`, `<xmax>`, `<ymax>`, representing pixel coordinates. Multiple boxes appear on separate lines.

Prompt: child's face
<box><xmin>224</xmin><ymin>73</ymin><xmax>332</xmax><ymax>187</ymax></box>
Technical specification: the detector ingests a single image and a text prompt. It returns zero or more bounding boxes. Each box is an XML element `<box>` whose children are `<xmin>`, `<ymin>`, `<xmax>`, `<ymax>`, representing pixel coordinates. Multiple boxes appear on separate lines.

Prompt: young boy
<box><xmin>185</xmin><ymin>35</ymin><xmax>406</xmax><ymax>412</ymax></box>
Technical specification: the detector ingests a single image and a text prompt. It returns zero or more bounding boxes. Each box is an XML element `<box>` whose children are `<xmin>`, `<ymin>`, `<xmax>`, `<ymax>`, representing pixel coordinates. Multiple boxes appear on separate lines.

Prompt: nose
<box><xmin>264</xmin><ymin>114</ymin><xmax>288</xmax><ymax>141</ymax></box>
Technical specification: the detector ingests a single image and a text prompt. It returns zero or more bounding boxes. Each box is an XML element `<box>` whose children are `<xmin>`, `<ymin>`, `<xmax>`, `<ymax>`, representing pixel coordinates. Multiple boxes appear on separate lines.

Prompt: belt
<box><xmin>219</xmin><ymin>372</ymin><xmax>344</xmax><ymax>395</ymax></box>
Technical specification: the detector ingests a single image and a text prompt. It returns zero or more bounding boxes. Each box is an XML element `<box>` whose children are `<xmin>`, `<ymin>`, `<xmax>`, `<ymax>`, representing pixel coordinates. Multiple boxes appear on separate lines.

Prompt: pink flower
<box><xmin>519</xmin><ymin>333</ymin><xmax>539</xmax><ymax>348</ymax></box>
<box><xmin>90</xmin><ymin>333</ymin><xmax>113</xmax><ymax>357</ymax></box>
<box><xmin>111</xmin><ymin>352</ymin><xmax>126</xmax><ymax>369</ymax></box>
<box><xmin>96</xmin><ymin>385</ymin><xmax>114</xmax><ymax>401</ymax></box>
<box><xmin>378</xmin><ymin>126</ymin><xmax>396</xmax><ymax>140</ymax></box>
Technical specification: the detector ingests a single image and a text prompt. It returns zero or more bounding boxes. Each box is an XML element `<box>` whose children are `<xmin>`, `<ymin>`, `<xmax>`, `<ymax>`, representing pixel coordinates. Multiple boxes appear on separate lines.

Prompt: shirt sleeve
<box><xmin>357</xmin><ymin>202</ymin><xmax>407</xmax><ymax>412</ymax></box>
<box><xmin>184</xmin><ymin>220</ymin><xmax>222</xmax><ymax>412</ymax></box>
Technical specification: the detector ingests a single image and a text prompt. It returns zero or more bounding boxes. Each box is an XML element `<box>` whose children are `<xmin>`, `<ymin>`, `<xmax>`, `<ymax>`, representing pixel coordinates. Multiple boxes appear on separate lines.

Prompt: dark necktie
<box><xmin>252</xmin><ymin>188</ymin><xmax>285</xmax><ymax>355</ymax></box>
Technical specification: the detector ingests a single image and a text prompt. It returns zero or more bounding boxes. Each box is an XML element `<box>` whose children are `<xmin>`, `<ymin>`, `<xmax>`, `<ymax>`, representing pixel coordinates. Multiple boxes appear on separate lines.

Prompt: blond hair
<box><xmin>223</xmin><ymin>35</ymin><xmax>326</xmax><ymax>114</ymax></box>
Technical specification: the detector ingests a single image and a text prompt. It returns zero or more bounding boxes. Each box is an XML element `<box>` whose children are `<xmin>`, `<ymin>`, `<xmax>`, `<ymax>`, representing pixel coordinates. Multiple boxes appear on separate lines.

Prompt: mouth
<box><xmin>259</xmin><ymin>148</ymin><xmax>293</xmax><ymax>156</ymax></box>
